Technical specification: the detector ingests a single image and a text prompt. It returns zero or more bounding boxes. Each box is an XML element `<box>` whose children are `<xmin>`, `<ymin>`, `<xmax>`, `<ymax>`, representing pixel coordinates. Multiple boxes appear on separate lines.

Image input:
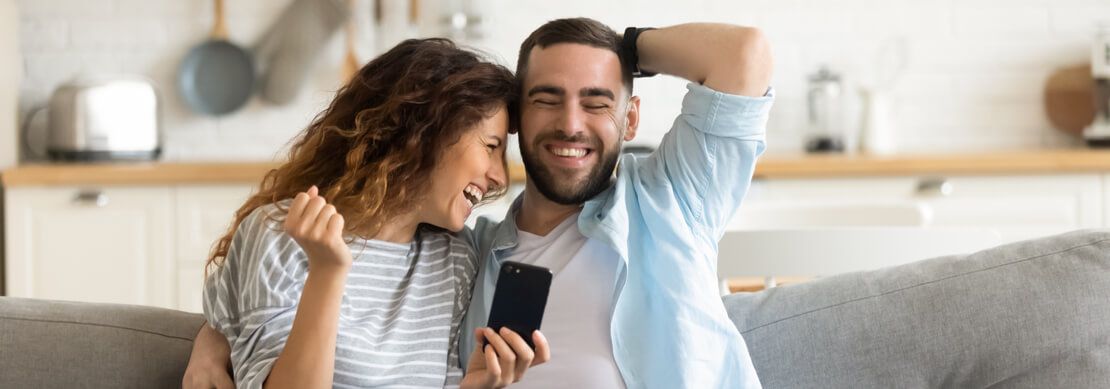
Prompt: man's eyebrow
<box><xmin>527</xmin><ymin>85</ymin><xmax>564</xmax><ymax>97</ymax></box>
<box><xmin>580</xmin><ymin>87</ymin><xmax>615</xmax><ymax>100</ymax></box>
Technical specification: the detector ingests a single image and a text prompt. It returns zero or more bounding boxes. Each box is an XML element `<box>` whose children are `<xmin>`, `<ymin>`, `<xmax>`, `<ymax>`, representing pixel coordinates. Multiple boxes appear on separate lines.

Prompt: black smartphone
<box><xmin>485</xmin><ymin>261</ymin><xmax>553</xmax><ymax>349</ymax></box>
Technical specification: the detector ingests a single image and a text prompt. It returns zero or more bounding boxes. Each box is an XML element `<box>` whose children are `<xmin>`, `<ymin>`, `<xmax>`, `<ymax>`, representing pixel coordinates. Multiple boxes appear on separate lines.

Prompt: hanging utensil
<box><xmin>342</xmin><ymin>0</ymin><xmax>360</xmax><ymax>82</ymax></box>
<box><xmin>253</xmin><ymin>0</ymin><xmax>347</xmax><ymax>105</ymax></box>
<box><xmin>177</xmin><ymin>0</ymin><xmax>255</xmax><ymax>116</ymax></box>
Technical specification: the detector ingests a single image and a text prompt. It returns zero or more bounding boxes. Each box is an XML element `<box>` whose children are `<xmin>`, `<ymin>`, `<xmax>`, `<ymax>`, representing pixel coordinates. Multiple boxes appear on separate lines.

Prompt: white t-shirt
<box><xmin>505</xmin><ymin>213</ymin><xmax>626</xmax><ymax>389</ymax></box>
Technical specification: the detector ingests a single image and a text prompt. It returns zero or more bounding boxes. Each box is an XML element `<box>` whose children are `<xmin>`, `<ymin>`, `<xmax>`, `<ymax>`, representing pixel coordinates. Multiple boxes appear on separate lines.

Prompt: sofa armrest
<box><xmin>724</xmin><ymin>229</ymin><xmax>1110</xmax><ymax>388</ymax></box>
<box><xmin>0</xmin><ymin>297</ymin><xmax>205</xmax><ymax>388</ymax></box>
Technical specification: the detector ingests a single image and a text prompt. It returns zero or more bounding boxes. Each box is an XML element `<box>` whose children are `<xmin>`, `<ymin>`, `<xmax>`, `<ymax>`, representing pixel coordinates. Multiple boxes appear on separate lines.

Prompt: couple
<box><xmin>186</xmin><ymin>17</ymin><xmax>773</xmax><ymax>389</ymax></box>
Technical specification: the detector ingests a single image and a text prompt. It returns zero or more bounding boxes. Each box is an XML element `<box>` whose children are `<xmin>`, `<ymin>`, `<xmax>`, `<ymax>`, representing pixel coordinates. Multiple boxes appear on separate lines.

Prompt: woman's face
<box><xmin>421</xmin><ymin>106</ymin><xmax>509</xmax><ymax>231</ymax></box>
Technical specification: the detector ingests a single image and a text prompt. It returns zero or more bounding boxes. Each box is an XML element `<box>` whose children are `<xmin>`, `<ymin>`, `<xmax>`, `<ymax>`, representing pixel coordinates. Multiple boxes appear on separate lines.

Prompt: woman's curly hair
<box><xmin>206</xmin><ymin>38</ymin><xmax>518</xmax><ymax>272</ymax></box>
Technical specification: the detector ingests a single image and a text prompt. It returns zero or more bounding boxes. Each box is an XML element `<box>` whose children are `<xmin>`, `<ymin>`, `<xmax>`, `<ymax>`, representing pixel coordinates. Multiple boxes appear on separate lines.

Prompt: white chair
<box><xmin>716</xmin><ymin>227</ymin><xmax>1003</xmax><ymax>294</ymax></box>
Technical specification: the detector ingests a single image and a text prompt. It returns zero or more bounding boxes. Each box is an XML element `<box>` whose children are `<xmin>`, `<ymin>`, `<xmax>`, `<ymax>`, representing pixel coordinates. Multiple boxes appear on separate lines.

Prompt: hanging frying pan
<box><xmin>178</xmin><ymin>0</ymin><xmax>254</xmax><ymax>116</ymax></box>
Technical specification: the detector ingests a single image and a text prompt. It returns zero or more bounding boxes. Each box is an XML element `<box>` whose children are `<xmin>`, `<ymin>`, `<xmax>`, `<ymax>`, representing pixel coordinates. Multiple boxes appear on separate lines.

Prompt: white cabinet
<box><xmin>734</xmin><ymin>174</ymin><xmax>1105</xmax><ymax>244</ymax></box>
<box><xmin>4</xmin><ymin>184</ymin><xmax>254</xmax><ymax>312</ymax></box>
<box><xmin>4</xmin><ymin>186</ymin><xmax>174</xmax><ymax>308</ymax></box>
<box><xmin>1105</xmin><ymin>173</ymin><xmax>1110</xmax><ymax>228</ymax></box>
<box><xmin>175</xmin><ymin>185</ymin><xmax>254</xmax><ymax>312</ymax></box>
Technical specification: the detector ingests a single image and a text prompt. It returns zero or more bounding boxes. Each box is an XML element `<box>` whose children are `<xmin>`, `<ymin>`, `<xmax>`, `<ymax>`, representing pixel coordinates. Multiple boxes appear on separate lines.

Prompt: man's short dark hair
<box><xmin>516</xmin><ymin>18</ymin><xmax>634</xmax><ymax>94</ymax></box>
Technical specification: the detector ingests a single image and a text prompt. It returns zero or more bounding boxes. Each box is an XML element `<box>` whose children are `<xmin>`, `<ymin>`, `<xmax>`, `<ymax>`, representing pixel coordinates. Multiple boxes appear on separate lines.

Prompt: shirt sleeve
<box><xmin>637</xmin><ymin>83</ymin><xmax>774</xmax><ymax>241</ymax></box>
<box><xmin>202</xmin><ymin>206</ymin><xmax>309</xmax><ymax>389</ymax></box>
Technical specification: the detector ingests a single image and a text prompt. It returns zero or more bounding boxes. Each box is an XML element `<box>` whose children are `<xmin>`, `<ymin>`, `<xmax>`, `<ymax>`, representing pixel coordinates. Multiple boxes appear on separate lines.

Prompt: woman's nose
<box><xmin>486</xmin><ymin>157</ymin><xmax>507</xmax><ymax>192</ymax></box>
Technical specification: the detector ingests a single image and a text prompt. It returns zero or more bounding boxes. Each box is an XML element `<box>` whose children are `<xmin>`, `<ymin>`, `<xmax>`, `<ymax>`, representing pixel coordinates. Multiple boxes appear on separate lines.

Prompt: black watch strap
<box><xmin>622</xmin><ymin>27</ymin><xmax>657</xmax><ymax>78</ymax></box>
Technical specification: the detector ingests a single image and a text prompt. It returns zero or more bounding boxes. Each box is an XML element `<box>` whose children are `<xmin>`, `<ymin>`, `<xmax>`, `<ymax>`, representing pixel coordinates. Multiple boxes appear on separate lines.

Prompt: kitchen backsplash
<box><xmin>15</xmin><ymin>0</ymin><xmax>1105</xmax><ymax>162</ymax></box>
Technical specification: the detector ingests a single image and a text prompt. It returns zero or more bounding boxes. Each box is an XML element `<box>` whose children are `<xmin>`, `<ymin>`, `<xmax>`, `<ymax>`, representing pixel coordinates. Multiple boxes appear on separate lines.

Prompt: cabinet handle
<box><xmin>73</xmin><ymin>190</ymin><xmax>109</xmax><ymax>207</ymax></box>
<box><xmin>915</xmin><ymin>178</ymin><xmax>953</xmax><ymax>197</ymax></box>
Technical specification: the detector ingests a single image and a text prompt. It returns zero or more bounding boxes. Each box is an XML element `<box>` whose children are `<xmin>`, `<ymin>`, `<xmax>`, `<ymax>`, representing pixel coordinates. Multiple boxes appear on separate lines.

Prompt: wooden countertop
<box><xmin>753</xmin><ymin>149</ymin><xmax>1110</xmax><ymax>178</ymax></box>
<box><xmin>3</xmin><ymin>149</ymin><xmax>1110</xmax><ymax>187</ymax></box>
<box><xmin>0</xmin><ymin>161</ymin><xmax>529</xmax><ymax>187</ymax></box>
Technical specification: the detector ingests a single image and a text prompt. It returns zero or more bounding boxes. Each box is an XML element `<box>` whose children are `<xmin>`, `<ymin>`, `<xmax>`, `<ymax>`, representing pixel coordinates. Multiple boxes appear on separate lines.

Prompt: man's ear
<box><xmin>624</xmin><ymin>96</ymin><xmax>641</xmax><ymax>142</ymax></box>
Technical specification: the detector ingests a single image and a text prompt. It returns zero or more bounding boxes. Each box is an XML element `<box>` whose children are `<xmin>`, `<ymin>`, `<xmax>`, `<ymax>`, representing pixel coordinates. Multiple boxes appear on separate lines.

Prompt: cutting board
<box><xmin>1044</xmin><ymin>64</ymin><xmax>1095</xmax><ymax>137</ymax></box>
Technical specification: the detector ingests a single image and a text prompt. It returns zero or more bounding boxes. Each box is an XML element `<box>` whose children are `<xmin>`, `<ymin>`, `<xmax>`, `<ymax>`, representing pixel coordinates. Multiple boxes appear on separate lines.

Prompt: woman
<box><xmin>201</xmin><ymin>38</ymin><xmax>548</xmax><ymax>389</ymax></box>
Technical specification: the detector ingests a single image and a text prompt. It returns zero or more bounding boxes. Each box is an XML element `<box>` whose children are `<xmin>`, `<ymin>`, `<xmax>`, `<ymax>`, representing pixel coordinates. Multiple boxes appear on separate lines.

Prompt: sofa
<box><xmin>2</xmin><ymin>229</ymin><xmax>1108</xmax><ymax>388</ymax></box>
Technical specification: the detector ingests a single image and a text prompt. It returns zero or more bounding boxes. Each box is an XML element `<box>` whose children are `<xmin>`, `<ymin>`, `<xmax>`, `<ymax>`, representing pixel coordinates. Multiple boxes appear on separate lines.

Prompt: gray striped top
<box><xmin>202</xmin><ymin>202</ymin><xmax>478</xmax><ymax>388</ymax></box>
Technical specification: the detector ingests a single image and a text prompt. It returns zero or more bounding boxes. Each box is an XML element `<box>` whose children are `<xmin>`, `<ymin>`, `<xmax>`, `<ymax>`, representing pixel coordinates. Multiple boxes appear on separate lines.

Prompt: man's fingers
<box><xmin>531</xmin><ymin>330</ymin><xmax>551</xmax><ymax>366</ymax></box>
<box><xmin>484</xmin><ymin>344</ymin><xmax>501</xmax><ymax>385</ymax></box>
<box><xmin>499</xmin><ymin>327</ymin><xmax>534</xmax><ymax>381</ymax></box>
<box><xmin>483</xmin><ymin>328</ymin><xmax>516</xmax><ymax>384</ymax></box>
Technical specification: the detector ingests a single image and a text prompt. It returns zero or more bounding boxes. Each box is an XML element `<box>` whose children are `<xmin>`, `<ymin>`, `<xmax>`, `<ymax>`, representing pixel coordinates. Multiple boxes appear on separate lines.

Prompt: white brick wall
<box><xmin>15</xmin><ymin>0</ymin><xmax>1108</xmax><ymax>161</ymax></box>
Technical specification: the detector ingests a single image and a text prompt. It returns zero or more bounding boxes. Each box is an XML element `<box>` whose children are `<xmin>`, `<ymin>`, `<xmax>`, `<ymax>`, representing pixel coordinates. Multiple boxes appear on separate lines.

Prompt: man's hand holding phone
<box><xmin>460</xmin><ymin>327</ymin><xmax>550</xmax><ymax>389</ymax></box>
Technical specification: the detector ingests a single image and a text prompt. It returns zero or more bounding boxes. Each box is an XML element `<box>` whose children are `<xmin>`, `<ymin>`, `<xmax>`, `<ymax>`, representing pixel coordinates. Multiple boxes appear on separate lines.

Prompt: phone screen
<box><xmin>485</xmin><ymin>261</ymin><xmax>553</xmax><ymax>349</ymax></box>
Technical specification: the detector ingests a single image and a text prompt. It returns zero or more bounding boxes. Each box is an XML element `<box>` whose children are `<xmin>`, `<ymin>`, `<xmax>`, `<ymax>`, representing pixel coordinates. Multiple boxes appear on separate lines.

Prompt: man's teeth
<box><xmin>551</xmin><ymin>147</ymin><xmax>587</xmax><ymax>158</ymax></box>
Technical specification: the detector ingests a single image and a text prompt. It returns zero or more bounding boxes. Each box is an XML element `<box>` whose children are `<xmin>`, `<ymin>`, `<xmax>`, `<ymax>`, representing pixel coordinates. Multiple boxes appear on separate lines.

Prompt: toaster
<box><xmin>46</xmin><ymin>76</ymin><xmax>161</xmax><ymax>161</ymax></box>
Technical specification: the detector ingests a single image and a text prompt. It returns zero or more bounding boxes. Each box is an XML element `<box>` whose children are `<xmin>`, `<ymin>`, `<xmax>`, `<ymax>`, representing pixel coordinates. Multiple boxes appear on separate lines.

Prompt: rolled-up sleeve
<box><xmin>202</xmin><ymin>208</ymin><xmax>307</xmax><ymax>389</ymax></box>
<box><xmin>639</xmin><ymin>83</ymin><xmax>774</xmax><ymax>241</ymax></box>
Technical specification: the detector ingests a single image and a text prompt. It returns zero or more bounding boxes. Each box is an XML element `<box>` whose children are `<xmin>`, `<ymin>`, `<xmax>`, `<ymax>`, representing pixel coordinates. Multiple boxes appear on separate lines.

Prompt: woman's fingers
<box><xmin>299</xmin><ymin>196</ymin><xmax>327</xmax><ymax>236</ymax></box>
<box><xmin>531</xmin><ymin>330</ymin><xmax>551</xmax><ymax>366</ymax></box>
<box><xmin>285</xmin><ymin>186</ymin><xmax>320</xmax><ymax>232</ymax></box>
<box><xmin>285</xmin><ymin>192</ymin><xmax>310</xmax><ymax>230</ymax></box>
<box><xmin>327</xmin><ymin>213</ymin><xmax>345</xmax><ymax>239</ymax></box>
<box><xmin>498</xmin><ymin>327</ymin><xmax>535</xmax><ymax>381</ymax></box>
<box><xmin>314</xmin><ymin>204</ymin><xmax>337</xmax><ymax>237</ymax></box>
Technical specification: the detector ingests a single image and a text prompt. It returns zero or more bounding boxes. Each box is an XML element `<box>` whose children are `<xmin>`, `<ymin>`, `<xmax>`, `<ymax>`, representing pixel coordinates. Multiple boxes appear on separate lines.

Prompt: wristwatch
<box><xmin>622</xmin><ymin>27</ymin><xmax>657</xmax><ymax>78</ymax></box>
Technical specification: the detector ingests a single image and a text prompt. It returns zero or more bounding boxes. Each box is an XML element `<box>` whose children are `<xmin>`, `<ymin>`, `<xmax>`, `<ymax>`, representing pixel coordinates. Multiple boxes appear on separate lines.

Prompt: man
<box><xmin>185</xmin><ymin>17</ymin><xmax>773</xmax><ymax>388</ymax></box>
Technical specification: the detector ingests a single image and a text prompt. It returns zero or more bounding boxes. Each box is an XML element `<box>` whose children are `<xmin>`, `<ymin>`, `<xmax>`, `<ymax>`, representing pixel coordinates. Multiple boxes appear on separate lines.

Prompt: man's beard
<box><xmin>520</xmin><ymin>132</ymin><xmax>621</xmax><ymax>206</ymax></box>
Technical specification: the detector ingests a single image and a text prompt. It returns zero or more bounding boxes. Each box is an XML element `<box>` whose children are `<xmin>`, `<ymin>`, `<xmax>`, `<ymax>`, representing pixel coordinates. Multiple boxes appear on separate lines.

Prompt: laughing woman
<box><xmin>201</xmin><ymin>38</ymin><xmax>548</xmax><ymax>389</ymax></box>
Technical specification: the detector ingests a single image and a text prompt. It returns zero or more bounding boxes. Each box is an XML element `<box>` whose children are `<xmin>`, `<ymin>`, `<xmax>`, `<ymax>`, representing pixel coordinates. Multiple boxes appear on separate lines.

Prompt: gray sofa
<box><xmin>2</xmin><ymin>230</ymin><xmax>1108</xmax><ymax>388</ymax></box>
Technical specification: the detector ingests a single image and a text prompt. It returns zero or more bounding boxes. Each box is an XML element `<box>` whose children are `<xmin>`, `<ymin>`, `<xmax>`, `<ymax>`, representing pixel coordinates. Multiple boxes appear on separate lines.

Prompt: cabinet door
<box><xmin>733</xmin><ymin>174</ymin><xmax>1103</xmax><ymax>244</ymax></box>
<box><xmin>175</xmin><ymin>185</ymin><xmax>254</xmax><ymax>313</ymax></box>
<box><xmin>920</xmin><ymin>174</ymin><xmax>1102</xmax><ymax>243</ymax></box>
<box><xmin>4</xmin><ymin>186</ymin><xmax>174</xmax><ymax>308</ymax></box>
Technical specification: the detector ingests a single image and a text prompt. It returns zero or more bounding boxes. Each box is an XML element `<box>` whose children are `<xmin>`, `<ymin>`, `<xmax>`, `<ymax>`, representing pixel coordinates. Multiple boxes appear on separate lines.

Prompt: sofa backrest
<box><xmin>0</xmin><ymin>297</ymin><xmax>204</xmax><ymax>388</ymax></box>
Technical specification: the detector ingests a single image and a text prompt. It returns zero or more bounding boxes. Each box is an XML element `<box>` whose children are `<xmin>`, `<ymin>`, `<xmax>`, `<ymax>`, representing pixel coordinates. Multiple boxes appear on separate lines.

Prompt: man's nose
<box><xmin>557</xmin><ymin>103</ymin><xmax>586</xmax><ymax>136</ymax></box>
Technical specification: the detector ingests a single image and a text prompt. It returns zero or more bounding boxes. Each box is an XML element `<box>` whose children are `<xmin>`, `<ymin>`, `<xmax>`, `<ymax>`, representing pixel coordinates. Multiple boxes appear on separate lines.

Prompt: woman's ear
<box><xmin>623</xmin><ymin>96</ymin><xmax>641</xmax><ymax>142</ymax></box>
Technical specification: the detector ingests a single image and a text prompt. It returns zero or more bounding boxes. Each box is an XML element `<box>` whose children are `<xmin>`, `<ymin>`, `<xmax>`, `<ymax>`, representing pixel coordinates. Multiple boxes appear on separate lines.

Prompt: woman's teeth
<box><xmin>551</xmin><ymin>147</ymin><xmax>588</xmax><ymax>158</ymax></box>
<box><xmin>463</xmin><ymin>184</ymin><xmax>483</xmax><ymax>207</ymax></box>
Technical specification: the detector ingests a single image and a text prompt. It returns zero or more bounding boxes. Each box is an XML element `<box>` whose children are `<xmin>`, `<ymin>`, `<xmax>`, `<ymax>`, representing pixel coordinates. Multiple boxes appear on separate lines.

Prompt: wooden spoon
<box><xmin>342</xmin><ymin>0</ymin><xmax>359</xmax><ymax>82</ymax></box>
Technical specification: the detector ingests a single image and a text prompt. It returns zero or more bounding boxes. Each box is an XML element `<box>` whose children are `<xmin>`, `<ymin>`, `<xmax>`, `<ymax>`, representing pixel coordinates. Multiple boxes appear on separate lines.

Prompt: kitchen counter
<box><xmin>4</xmin><ymin>149</ymin><xmax>1110</xmax><ymax>187</ymax></box>
<box><xmin>753</xmin><ymin>149</ymin><xmax>1110</xmax><ymax>178</ymax></box>
<box><xmin>1</xmin><ymin>161</ymin><xmax>530</xmax><ymax>187</ymax></box>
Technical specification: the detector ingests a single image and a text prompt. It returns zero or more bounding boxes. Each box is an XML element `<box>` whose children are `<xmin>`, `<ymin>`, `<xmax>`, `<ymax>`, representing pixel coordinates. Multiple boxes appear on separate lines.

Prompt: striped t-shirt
<box><xmin>202</xmin><ymin>202</ymin><xmax>478</xmax><ymax>388</ymax></box>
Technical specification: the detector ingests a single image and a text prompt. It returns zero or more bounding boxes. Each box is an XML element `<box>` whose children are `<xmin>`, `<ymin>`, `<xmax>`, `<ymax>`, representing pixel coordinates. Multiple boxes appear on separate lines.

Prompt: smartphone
<box><xmin>485</xmin><ymin>261</ymin><xmax>553</xmax><ymax>349</ymax></box>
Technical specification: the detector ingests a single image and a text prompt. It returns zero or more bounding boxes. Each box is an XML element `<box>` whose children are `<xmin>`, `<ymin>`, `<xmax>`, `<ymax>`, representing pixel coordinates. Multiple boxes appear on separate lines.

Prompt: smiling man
<box><xmin>183</xmin><ymin>18</ymin><xmax>773</xmax><ymax>388</ymax></box>
<box><xmin>455</xmin><ymin>18</ymin><xmax>772</xmax><ymax>388</ymax></box>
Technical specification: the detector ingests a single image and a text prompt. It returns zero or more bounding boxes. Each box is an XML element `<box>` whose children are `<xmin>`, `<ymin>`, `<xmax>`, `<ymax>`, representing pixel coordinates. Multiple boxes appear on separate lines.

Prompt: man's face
<box><xmin>518</xmin><ymin>43</ymin><xmax>640</xmax><ymax>205</ymax></box>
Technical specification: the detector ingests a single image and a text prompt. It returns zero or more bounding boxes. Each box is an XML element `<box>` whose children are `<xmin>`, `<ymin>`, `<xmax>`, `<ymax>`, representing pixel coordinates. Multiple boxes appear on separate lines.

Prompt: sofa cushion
<box><xmin>0</xmin><ymin>297</ymin><xmax>205</xmax><ymax>388</ymax></box>
<box><xmin>723</xmin><ymin>229</ymin><xmax>1110</xmax><ymax>388</ymax></box>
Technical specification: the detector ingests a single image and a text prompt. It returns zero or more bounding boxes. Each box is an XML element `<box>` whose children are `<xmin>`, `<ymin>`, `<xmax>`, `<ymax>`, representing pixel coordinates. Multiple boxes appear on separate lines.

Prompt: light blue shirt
<box><xmin>460</xmin><ymin>83</ymin><xmax>773</xmax><ymax>388</ymax></box>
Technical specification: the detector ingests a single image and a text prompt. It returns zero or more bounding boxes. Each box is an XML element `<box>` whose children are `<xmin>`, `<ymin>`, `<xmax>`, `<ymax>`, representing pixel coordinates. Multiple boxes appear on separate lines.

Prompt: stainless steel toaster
<box><xmin>46</xmin><ymin>76</ymin><xmax>161</xmax><ymax>161</ymax></box>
